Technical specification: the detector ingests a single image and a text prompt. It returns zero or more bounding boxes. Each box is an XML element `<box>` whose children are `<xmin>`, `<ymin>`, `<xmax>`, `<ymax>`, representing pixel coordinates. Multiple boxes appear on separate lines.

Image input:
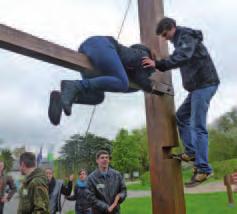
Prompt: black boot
<box><xmin>61</xmin><ymin>80</ymin><xmax>81</xmax><ymax>116</ymax></box>
<box><xmin>48</xmin><ymin>90</ymin><xmax>62</xmax><ymax>126</ymax></box>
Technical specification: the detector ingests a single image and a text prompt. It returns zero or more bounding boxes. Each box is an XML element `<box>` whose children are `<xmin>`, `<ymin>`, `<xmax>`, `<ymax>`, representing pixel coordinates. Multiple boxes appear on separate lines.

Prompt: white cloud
<box><xmin>0</xmin><ymin>0</ymin><xmax>236</xmax><ymax>152</ymax></box>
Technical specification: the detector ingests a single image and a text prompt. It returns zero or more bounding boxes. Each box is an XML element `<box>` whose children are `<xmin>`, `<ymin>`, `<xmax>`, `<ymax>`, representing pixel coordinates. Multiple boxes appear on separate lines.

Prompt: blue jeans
<box><xmin>74</xmin><ymin>36</ymin><xmax>130</xmax><ymax>105</ymax></box>
<box><xmin>176</xmin><ymin>85</ymin><xmax>218</xmax><ymax>173</ymax></box>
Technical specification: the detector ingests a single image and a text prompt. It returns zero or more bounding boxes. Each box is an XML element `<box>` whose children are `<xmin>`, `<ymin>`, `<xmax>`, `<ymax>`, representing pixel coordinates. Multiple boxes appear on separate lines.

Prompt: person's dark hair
<box><xmin>19</xmin><ymin>152</ymin><xmax>36</xmax><ymax>168</ymax></box>
<box><xmin>130</xmin><ymin>44</ymin><xmax>152</xmax><ymax>58</ymax></box>
<box><xmin>79</xmin><ymin>168</ymin><xmax>87</xmax><ymax>175</ymax></box>
<box><xmin>45</xmin><ymin>168</ymin><xmax>53</xmax><ymax>172</ymax></box>
<box><xmin>96</xmin><ymin>150</ymin><xmax>109</xmax><ymax>159</ymax></box>
<box><xmin>156</xmin><ymin>17</ymin><xmax>176</xmax><ymax>35</ymax></box>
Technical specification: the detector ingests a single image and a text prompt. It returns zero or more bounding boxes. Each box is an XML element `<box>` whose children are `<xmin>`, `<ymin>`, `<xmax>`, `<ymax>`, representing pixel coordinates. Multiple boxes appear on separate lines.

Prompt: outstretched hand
<box><xmin>142</xmin><ymin>57</ymin><xmax>156</xmax><ymax>68</ymax></box>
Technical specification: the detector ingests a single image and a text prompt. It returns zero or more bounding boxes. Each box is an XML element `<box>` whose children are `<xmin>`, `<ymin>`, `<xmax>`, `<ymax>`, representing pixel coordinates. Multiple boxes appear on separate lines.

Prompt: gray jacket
<box><xmin>87</xmin><ymin>168</ymin><xmax>127</xmax><ymax>214</ymax></box>
<box><xmin>155</xmin><ymin>26</ymin><xmax>220</xmax><ymax>92</ymax></box>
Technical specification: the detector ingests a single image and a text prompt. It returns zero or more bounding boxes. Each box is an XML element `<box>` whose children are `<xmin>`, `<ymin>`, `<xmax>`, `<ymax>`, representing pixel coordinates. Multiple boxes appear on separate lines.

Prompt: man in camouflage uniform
<box><xmin>17</xmin><ymin>152</ymin><xmax>49</xmax><ymax>214</ymax></box>
<box><xmin>0</xmin><ymin>160</ymin><xmax>16</xmax><ymax>214</ymax></box>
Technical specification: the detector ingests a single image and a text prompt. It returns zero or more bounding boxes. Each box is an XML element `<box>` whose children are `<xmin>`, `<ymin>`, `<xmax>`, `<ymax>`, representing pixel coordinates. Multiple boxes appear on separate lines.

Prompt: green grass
<box><xmin>67</xmin><ymin>192</ymin><xmax>237</xmax><ymax>214</ymax></box>
<box><xmin>121</xmin><ymin>192</ymin><xmax>237</xmax><ymax>214</ymax></box>
<box><xmin>127</xmin><ymin>168</ymin><xmax>220</xmax><ymax>191</ymax></box>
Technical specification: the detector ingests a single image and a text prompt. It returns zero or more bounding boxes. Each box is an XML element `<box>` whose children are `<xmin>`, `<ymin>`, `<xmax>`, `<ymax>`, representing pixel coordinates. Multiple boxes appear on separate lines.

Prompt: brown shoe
<box><xmin>185</xmin><ymin>172</ymin><xmax>213</xmax><ymax>188</ymax></box>
<box><xmin>172</xmin><ymin>153</ymin><xmax>195</xmax><ymax>162</ymax></box>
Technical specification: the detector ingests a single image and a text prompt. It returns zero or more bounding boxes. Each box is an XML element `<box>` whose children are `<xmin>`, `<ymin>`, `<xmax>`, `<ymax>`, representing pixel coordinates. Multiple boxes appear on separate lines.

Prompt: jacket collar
<box><xmin>96</xmin><ymin>167</ymin><xmax>112</xmax><ymax>178</ymax></box>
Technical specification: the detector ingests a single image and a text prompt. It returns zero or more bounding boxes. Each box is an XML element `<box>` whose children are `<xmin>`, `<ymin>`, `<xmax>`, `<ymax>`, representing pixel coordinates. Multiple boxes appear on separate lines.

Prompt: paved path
<box><xmin>127</xmin><ymin>181</ymin><xmax>227</xmax><ymax>198</ymax></box>
<box><xmin>3</xmin><ymin>181</ymin><xmax>231</xmax><ymax>213</ymax></box>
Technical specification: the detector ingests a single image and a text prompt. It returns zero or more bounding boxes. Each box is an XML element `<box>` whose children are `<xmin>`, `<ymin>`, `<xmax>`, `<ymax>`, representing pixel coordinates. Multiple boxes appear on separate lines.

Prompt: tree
<box><xmin>208</xmin><ymin>107</ymin><xmax>237</xmax><ymax>162</ymax></box>
<box><xmin>0</xmin><ymin>149</ymin><xmax>14</xmax><ymax>172</ymax></box>
<box><xmin>59</xmin><ymin>133</ymin><xmax>112</xmax><ymax>174</ymax></box>
<box><xmin>12</xmin><ymin>146</ymin><xmax>26</xmax><ymax>159</ymax></box>
<box><xmin>112</xmin><ymin>129</ymin><xmax>141</xmax><ymax>175</ymax></box>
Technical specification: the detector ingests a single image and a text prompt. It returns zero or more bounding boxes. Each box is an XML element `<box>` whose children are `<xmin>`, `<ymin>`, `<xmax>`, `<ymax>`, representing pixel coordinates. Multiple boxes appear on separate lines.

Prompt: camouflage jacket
<box><xmin>17</xmin><ymin>168</ymin><xmax>50</xmax><ymax>214</ymax></box>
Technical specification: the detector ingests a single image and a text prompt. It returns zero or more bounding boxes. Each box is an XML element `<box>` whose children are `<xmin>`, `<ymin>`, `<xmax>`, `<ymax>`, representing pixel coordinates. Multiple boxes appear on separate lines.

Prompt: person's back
<box><xmin>18</xmin><ymin>168</ymin><xmax>49</xmax><ymax>214</ymax></box>
<box><xmin>170</xmin><ymin>26</ymin><xmax>219</xmax><ymax>91</ymax></box>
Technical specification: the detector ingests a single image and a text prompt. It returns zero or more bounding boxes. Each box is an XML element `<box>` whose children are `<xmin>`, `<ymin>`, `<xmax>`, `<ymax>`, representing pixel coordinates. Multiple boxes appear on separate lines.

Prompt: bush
<box><xmin>140</xmin><ymin>171</ymin><xmax>150</xmax><ymax>186</ymax></box>
<box><xmin>211</xmin><ymin>158</ymin><xmax>237</xmax><ymax>179</ymax></box>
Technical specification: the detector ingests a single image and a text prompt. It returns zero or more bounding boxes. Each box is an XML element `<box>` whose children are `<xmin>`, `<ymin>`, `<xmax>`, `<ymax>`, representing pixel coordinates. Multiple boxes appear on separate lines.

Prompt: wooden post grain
<box><xmin>138</xmin><ymin>0</ymin><xmax>186</xmax><ymax>213</ymax></box>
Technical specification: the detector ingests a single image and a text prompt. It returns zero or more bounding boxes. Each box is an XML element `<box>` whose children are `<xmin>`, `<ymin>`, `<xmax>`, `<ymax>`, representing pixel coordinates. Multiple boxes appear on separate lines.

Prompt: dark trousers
<box><xmin>0</xmin><ymin>203</ymin><xmax>4</xmax><ymax>214</ymax></box>
<box><xmin>76</xmin><ymin>208</ymin><xmax>92</xmax><ymax>214</ymax></box>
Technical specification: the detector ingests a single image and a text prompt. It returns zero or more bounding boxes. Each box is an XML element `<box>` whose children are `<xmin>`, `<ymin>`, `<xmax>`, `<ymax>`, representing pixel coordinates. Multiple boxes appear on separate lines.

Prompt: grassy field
<box><xmin>121</xmin><ymin>192</ymin><xmax>237</xmax><ymax>214</ymax></box>
<box><xmin>127</xmin><ymin>169</ymin><xmax>219</xmax><ymax>191</ymax></box>
<box><xmin>66</xmin><ymin>192</ymin><xmax>237</xmax><ymax>214</ymax></box>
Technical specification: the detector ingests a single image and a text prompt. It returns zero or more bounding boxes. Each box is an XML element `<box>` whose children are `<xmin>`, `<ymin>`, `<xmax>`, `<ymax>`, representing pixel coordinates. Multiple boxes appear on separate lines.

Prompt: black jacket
<box><xmin>87</xmin><ymin>168</ymin><xmax>127</xmax><ymax>214</ymax></box>
<box><xmin>107</xmin><ymin>36</ymin><xmax>155</xmax><ymax>93</ymax></box>
<box><xmin>67</xmin><ymin>183</ymin><xmax>91</xmax><ymax>212</ymax></box>
<box><xmin>156</xmin><ymin>26</ymin><xmax>220</xmax><ymax>91</ymax></box>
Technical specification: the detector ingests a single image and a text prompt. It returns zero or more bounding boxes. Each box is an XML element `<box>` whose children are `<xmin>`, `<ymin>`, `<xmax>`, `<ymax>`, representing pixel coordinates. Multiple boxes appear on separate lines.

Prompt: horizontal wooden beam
<box><xmin>0</xmin><ymin>24</ymin><xmax>96</xmax><ymax>74</ymax></box>
<box><xmin>0</xmin><ymin>23</ymin><xmax>174</xmax><ymax>95</ymax></box>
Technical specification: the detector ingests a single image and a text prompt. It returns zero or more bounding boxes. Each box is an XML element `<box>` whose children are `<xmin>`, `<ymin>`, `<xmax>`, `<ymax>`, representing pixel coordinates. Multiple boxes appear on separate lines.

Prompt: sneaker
<box><xmin>61</xmin><ymin>80</ymin><xmax>80</xmax><ymax>116</ymax></box>
<box><xmin>48</xmin><ymin>90</ymin><xmax>62</xmax><ymax>126</ymax></box>
<box><xmin>172</xmin><ymin>153</ymin><xmax>195</xmax><ymax>162</ymax></box>
<box><xmin>185</xmin><ymin>172</ymin><xmax>213</xmax><ymax>188</ymax></box>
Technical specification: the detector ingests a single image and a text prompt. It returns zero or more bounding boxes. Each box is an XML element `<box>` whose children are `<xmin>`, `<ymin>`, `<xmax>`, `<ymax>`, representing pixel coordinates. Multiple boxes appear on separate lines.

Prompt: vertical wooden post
<box><xmin>137</xmin><ymin>0</ymin><xmax>186</xmax><ymax>213</ymax></box>
<box><xmin>224</xmin><ymin>175</ymin><xmax>235</xmax><ymax>206</ymax></box>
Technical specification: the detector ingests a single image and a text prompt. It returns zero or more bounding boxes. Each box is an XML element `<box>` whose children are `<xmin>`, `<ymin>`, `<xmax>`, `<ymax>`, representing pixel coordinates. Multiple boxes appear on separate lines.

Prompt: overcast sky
<box><xmin>0</xmin><ymin>0</ymin><xmax>236</xmax><ymax>154</ymax></box>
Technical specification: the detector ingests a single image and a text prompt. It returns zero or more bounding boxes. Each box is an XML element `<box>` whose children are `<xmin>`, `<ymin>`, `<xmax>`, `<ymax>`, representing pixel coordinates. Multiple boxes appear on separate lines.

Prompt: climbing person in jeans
<box><xmin>66</xmin><ymin>169</ymin><xmax>92</xmax><ymax>214</ymax></box>
<box><xmin>48</xmin><ymin>36</ymin><xmax>156</xmax><ymax>126</ymax></box>
<box><xmin>142</xmin><ymin>17</ymin><xmax>220</xmax><ymax>187</ymax></box>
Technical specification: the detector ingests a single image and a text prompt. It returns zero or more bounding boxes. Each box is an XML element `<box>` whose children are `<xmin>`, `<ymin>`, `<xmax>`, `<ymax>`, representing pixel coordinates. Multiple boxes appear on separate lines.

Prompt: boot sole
<box><xmin>172</xmin><ymin>154</ymin><xmax>195</xmax><ymax>162</ymax></box>
<box><xmin>48</xmin><ymin>90</ymin><xmax>62</xmax><ymax>125</ymax></box>
<box><xmin>185</xmin><ymin>172</ymin><xmax>214</xmax><ymax>188</ymax></box>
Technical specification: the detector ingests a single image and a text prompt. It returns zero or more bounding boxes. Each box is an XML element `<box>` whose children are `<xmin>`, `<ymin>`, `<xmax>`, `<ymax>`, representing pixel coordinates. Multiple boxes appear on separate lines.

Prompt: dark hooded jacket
<box><xmin>17</xmin><ymin>168</ymin><xmax>50</xmax><ymax>214</ymax></box>
<box><xmin>107</xmin><ymin>36</ymin><xmax>156</xmax><ymax>93</ymax></box>
<box><xmin>155</xmin><ymin>26</ymin><xmax>220</xmax><ymax>91</ymax></box>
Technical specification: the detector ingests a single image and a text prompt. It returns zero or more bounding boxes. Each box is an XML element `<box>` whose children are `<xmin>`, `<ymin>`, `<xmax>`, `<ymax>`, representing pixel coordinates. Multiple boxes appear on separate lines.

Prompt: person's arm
<box><xmin>32</xmin><ymin>185</ymin><xmax>49</xmax><ymax>214</ymax></box>
<box><xmin>4</xmin><ymin>176</ymin><xmax>17</xmax><ymax>202</ymax></box>
<box><xmin>108</xmin><ymin>173</ymin><xmax>127</xmax><ymax>213</ymax></box>
<box><xmin>142</xmin><ymin>34</ymin><xmax>199</xmax><ymax>71</ymax></box>
<box><xmin>66</xmin><ymin>185</ymin><xmax>77</xmax><ymax>201</ymax></box>
<box><xmin>87</xmin><ymin>178</ymin><xmax>110</xmax><ymax>213</ymax></box>
<box><xmin>61</xmin><ymin>174</ymin><xmax>74</xmax><ymax>196</ymax></box>
<box><xmin>117</xmin><ymin>173</ymin><xmax>127</xmax><ymax>203</ymax></box>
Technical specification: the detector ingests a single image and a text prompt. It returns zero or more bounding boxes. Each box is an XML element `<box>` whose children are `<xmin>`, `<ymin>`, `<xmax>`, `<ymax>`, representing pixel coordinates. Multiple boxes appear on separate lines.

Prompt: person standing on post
<box><xmin>45</xmin><ymin>168</ymin><xmax>73</xmax><ymax>214</ymax></box>
<box><xmin>0</xmin><ymin>160</ymin><xmax>16</xmax><ymax>214</ymax></box>
<box><xmin>87</xmin><ymin>150</ymin><xmax>127</xmax><ymax>214</ymax></box>
<box><xmin>17</xmin><ymin>152</ymin><xmax>49</xmax><ymax>214</ymax></box>
<box><xmin>142</xmin><ymin>17</ymin><xmax>220</xmax><ymax>187</ymax></box>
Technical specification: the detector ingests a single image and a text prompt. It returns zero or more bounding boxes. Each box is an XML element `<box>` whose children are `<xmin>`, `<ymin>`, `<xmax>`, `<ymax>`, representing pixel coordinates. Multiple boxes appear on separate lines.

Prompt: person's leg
<box><xmin>176</xmin><ymin>93</ymin><xmax>196</xmax><ymax>158</ymax></box>
<box><xmin>61</xmin><ymin>36</ymin><xmax>129</xmax><ymax>115</ymax></box>
<box><xmin>0</xmin><ymin>203</ymin><xmax>4</xmax><ymax>214</ymax></box>
<box><xmin>79</xmin><ymin>36</ymin><xmax>129</xmax><ymax>92</ymax></box>
<box><xmin>185</xmin><ymin>85</ymin><xmax>218</xmax><ymax>187</ymax></box>
<box><xmin>191</xmin><ymin>85</ymin><xmax>218</xmax><ymax>174</ymax></box>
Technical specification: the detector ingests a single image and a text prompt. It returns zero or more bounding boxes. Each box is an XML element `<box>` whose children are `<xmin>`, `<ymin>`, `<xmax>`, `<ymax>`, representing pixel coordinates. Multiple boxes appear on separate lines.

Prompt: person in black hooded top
<box><xmin>66</xmin><ymin>169</ymin><xmax>92</xmax><ymax>214</ymax></box>
<box><xmin>48</xmin><ymin>38</ymin><xmax>156</xmax><ymax>126</ymax></box>
<box><xmin>142</xmin><ymin>17</ymin><xmax>220</xmax><ymax>187</ymax></box>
